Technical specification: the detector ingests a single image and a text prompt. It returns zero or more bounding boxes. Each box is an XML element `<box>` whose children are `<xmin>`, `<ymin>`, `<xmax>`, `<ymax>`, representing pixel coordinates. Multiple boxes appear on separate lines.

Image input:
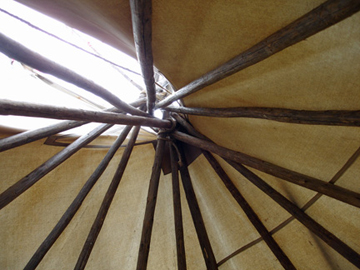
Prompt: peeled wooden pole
<box><xmin>0</xmin><ymin>120</ymin><xmax>86</xmax><ymax>152</ymax></box>
<box><xmin>74</xmin><ymin>125</ymin><xmax>140</xmax><ymax>270</ymax></box>
<box><xmin>203</xmin><ymin>151</ymin><xmax>296</xmax><ymax>270</ymax></box>
<box><xmin>0</xmin><ymin>123</ymin><xmax>112</xmax><ymax>210</ymax></box>
<box><xmin>0</xmin><ymin>99</ymin><xmax>172</xmax><ymax>129</ymax></box>
<box><xmin>172</xmin><ymin>131</ymin><xmax>360</xmax><ymax>208</ymax></box>
<box><xmin>171</xmin><ymin>113</ymin><xmax>205</xmax><ymax>139</ymax></box>
<box><xmin>174</xmin><ymin>113</ymin><xmax>360</xmax><ymax>265</ymax></box>
<box><xmin>156</xmin><ymin>0</ymin><xmax>360</xmax><ymax>108</ymax></box>
<box><xmin>269</xmin><ymin>145</ymin><xmax>360</xmax><ymax>237</ymax></box>
<box><xmin>0</xmin><ymin>32</ymin><xmax>147</xmax><ymax>117</ymax></box>
<box><xmin>177</xmin><ymin>142</ymin><xmax>218</xmax><ymax>270</ymax></box>
<box><xmin>136</xmin><ymin>132</ymin><xmax>166</xmax><ymax>270</ymax></box>
<box><xmin>218</xmin><ymin>146</ymin><xmax>360</xmax><ymax>266</ymax></box>
<box><xmin>226</xmin><ymin>160</ymin><xmax>360</xmax><ymax>268</ymax></box>
<box><xmin>0</xmin><ymin>98</ymin><xmax>146</xmax><ymax>152</ymax></box>
<box><xmin>0</xmin><ymin>8</ymin><xmax>141</xmax><ymax>76</ymax></box>
<box><xmin>23</xmin><ymin>125</ymin><xmax>132</xmax><ymax>270</ymax></box>
<box><xmin>169</xmin><ymin>143</ymin><xmax>186</xmax><ymax>270</ymax></box>
<box><xmin>164</xmin><ymin>107</ymin><xmax>360</xmax><ymax>126</ymax></box>
<box><xmin>130</xmin><ymin>0</ymin><xmax>156</xmax><ymax>114</ymax></box>
<box><xmin>109</xmin><ymin>97</ymin><xmax>147</xmax><ymax>112</ymax></box>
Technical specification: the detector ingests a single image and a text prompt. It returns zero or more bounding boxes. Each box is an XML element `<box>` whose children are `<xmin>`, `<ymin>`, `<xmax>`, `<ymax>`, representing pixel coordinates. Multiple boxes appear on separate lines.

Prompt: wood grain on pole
<box><xmin>0</xmin><ymin>120</ymin><xmax>86</xmax><ymax>152</ymax></box>
<box><xmin>136</xmin><ymin>132</ymin><xmax>166</xmax><ymax>270</ymax></box>
<box><xmin>0</xmin><ymin>32</ymin><xmax>147</xmax><ymax>116</ymax></box>
<box><xmin>171</xmin><ymin>113</ymin><xmax>206</xmax><ymax>139</ymax></box>
<box><xmin>23</xmin><ymin>125</ymin><xmax>132</xmax><ymax>270</ymax></box>
<box><xmin>74</xmin><ymin>125</ymin><xmax>140</xmax><ymax>270</ymax></box>
<box><xmin>0</xmin><ymin>8</ymin><xmax>141</xmax><ymax>76</ymax></box>
<box><xmin>217</xmin><ymin>146</ymin><xmax>360</xmax><ymax>267</ymax></box>
<box><xmin>130</xmin><ymin>0</ymin><xmax>156</xmax><ymax>114</ymax></box>
<box><xmin>0</xmin><ymin>99</ymin><xmax>172</xmax><ymax>129</ymax></box>
<box><xmin>169</xmin><ymin>142</ymin><xmax>187</xmax><ymax>270</ymax></box>
<box><xmin>0</xmin><ymin>123</ymin><xmax>112</xmax><ymax>210</ymax></box>
<box><xmin>172</xmin><ymin>131</ymin><xmax>360</xmax><ymax>209</ymax></box>
<box><xmin>0</xmin><ymin>98</ymin><xmax>146</xmax><ymax>152</ymax></box>
<box><xmin>203</xmin><ymin>151</ymin><xmax>296</xmax><ymax>270</ymax></box>
<box><xmin>227</xmin><ymin>160</ymin><xmax>360</xmax><ymax>268</ymax></box>
<box><xmin>177</xmin><ymin>142</ymin><xmax>218</xmax><ymax>270</ymax></box>
<box><xmin>164</xmin><ymin>107</ymin><xmax>360</xmax><ymax>126</ymax></box>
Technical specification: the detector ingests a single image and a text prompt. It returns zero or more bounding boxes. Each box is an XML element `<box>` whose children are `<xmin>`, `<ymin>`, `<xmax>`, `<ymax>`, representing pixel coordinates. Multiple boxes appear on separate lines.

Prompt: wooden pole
<box><xmin>74</xmin><ymin>125</ymin><xmax>140</xmax><ymax>270</ymax></box>
<box><xmin>136</xmin><ymin>132</ymin><xmax>166</xmax><ymax>270</ymax></box>
<box><xmin>0</xmin><ymin>99</ymin><xmax>172</xmax><ymax>129</ymax></box>
<box><xmin>130</xmin><ymin>0</ymin><xmax>156</xmax><ymax>114</ymax></box>
<box><xmin>80</xmin><ymin>32</ymin><xmax>144</xmax><ymax>91</ymax></box>
<box><xmin>0</xmin><ymin>123</ymin><xmax>112</xmax><ymax>210</ymax></box>
<box><xmin>23</xmin><ymin>125</ymin><xmax>132</xmax><ymax>270</ymax></box>
<box><xmin>169</xmin><ymin>142</ymin><xmax>187</xmax><ymax>270</ymax></box>
<box><xmin>174</xmin><ymin>113</ymin><xmax>360</xmax><ymax>266</ymax></box>
<box><xmin>171</xmin><ymin>131</ymin><xmax>360</xmax><ymax>208</ymax></box>
<box><xmin>203</xmin><ymin>151</ymin><xmax>296</xmax><ymax>270</ymax></box>
<box><xmin>164</xmin><ymin>107</ymin><xmax>360</xmax><ymax>126</ymax></box>
<box><xmin>217</xmin><ymin>146</ymin><xmax>360</xmax><ymax>267</ymax></box>
<box><xmin>177</xmin><ymin>142</ymin><xmax>218</xmax><ymax>270</ymax></box>
<box><xmin>0</xmin><ymin>8</ymin><xmax>141</xmax><ymax>76</ymax></box>
<box><xmin>0</xmin><ymin>32</ymin><xmax>147</xmax><ymax>116</ymax></box>
<box><xmin>226</xmin><ymin>160</ymin><xmax>360</xmax><ymax>268</ymax></box>
<box><xmin>156</xmin><ymin>0</ymin><xmax>360</xmax><ymax>108</ymax></box>
<box><xmin>0</xmin><ymin>120</ymin><xmax>86</xmax><ymax>152</ymax></box>
<box><xmin>108</xmin><ymin>96</ymin><xmax>147</xmax><ymax>113</ymax></box>
<box><xmin>0</xmin><ymin>98</ymin><xmax>146</xmax><ymax>152</ymax></box>
<box><xmin>171</xmin><ymin>113</ymin><xmax>206</xmax><ymax>139</ymax></box>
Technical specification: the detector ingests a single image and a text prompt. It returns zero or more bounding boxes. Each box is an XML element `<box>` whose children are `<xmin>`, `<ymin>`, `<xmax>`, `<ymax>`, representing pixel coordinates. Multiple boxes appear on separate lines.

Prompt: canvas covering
<box><xmin>1</xmin><ymin>0</ymin><xmax>359</xmax><ymax>269</ymax></box>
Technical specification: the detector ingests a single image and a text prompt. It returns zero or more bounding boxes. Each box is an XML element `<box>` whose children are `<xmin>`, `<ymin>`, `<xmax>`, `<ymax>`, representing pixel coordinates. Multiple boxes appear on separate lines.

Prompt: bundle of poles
<box><xmin>0</xmin><ymin>0</ymin><xmax>360</xmax><ymax>269</ymax></box>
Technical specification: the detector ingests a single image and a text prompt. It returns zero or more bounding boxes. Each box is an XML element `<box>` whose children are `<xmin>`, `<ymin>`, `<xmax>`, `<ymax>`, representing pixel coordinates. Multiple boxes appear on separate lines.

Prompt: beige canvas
<box><xmin>1</xmin><ymin>0</ymin><xmax>359</xmax><ymax>269</ymax></box>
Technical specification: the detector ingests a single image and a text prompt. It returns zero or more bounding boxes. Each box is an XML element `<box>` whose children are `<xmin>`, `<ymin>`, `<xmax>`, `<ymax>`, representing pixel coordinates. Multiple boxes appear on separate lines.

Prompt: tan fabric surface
<box><xmin>2</xmin><ymin>0</ymin><xmax>360</xmax><ymax>269</ymax></box>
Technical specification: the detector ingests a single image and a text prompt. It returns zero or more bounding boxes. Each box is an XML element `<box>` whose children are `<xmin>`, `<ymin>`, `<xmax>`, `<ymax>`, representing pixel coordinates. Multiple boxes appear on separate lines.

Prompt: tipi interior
<box><xmin>1</xmin><ymin>0</ymin><xmax>360</xmax><ymax>269</ymax></box>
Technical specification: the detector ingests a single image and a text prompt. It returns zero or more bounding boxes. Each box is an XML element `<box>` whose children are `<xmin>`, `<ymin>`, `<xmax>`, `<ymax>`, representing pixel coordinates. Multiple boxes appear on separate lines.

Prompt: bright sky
<box><xmin>0</xmin><ymin>0</ymin><xmax>150</xmax><ymax>134</ymax></box>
